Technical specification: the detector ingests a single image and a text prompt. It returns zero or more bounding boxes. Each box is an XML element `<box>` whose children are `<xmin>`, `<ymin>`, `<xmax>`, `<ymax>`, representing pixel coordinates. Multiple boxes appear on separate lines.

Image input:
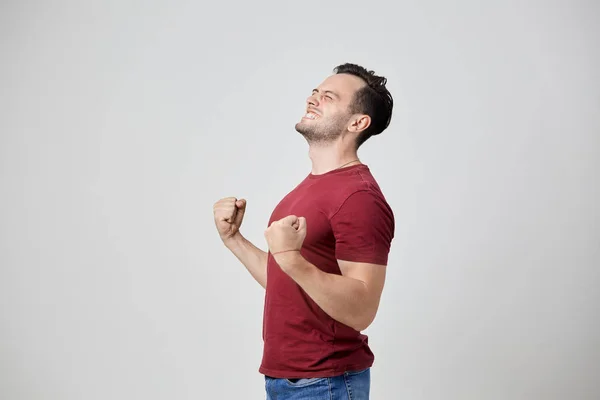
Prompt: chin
<box><xmin>295</xmin><ymin>122</ymin><xmax>308</xmax><ymax>134</ymax></box>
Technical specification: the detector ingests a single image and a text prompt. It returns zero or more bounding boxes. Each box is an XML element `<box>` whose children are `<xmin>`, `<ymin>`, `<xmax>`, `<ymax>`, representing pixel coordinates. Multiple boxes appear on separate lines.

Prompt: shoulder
<box><xmin>329</xmin><ymin>184</ymin><xmax>395</xmax><ymax>264</ymax></box>
<box><xmin>332</xmin><ymin>189</ymin><xmax>394</xmax><ymax>223</ymax></box>
<box><xmin>325</xmin><ymin>164</ymin><xmax>380</xmax><ymax>194</ymax></box>
<box><xmin>332</xmin><ymin>168</ymin><xmax>392</xmax><ymax>217</ymax></box>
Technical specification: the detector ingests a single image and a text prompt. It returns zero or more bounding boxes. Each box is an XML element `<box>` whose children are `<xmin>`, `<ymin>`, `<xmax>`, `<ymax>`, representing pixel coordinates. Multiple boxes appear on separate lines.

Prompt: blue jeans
<box><xmin>265</xmin><ymin>368</ymin><xmax>370</xmax><ymax>399</ymax></box>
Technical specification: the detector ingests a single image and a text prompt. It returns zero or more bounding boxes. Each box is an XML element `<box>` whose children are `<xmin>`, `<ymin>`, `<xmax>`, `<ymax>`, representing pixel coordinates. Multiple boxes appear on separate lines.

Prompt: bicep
<box><xmin>331</xmin><ymin>190</ymin><xmax>394</xmax><ymax>301</ymax></box>
<box><xmin>338</xmin><ymin>259</ymin><xmax>387</xmax><ymax>301</ymax></box>
<box><xmin>331</xmin><ymin>190</ymin><xmax>395</xmax><ymax>266</ymax></box>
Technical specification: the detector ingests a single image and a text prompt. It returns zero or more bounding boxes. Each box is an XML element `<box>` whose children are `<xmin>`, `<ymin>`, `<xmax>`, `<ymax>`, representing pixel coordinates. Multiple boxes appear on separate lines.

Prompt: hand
<box><xmin>264</xmin><ymin>215</ymin><xmax>307</xmax><ymax>254</ymax></box>
<box><xmin>213</xmin><ymin>197</ymin><xmax>246</xmax><ymax>241</ymax></box>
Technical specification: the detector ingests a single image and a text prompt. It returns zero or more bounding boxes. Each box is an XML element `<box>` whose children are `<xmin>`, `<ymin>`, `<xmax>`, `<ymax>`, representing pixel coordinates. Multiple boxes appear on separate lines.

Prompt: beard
<box><xmin>295</xmin><ymin>112</ymin><xmax>350</xmax><ymax>145</ymax></box>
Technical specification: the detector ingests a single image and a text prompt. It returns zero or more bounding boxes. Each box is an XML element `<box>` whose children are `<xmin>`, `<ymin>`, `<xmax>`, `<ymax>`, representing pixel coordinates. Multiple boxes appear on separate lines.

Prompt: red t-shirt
<box><xmin>259</xmin><ymin>164</ymin><xmax>395</xmax><ymax>378</ymax></box>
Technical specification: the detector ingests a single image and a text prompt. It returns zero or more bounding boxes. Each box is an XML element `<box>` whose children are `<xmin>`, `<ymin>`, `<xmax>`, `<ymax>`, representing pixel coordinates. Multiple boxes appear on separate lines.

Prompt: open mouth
<box><xmin>303</xmin><ymin>111</ymin><xmax>319</xmax><ymax>120</ymax></box>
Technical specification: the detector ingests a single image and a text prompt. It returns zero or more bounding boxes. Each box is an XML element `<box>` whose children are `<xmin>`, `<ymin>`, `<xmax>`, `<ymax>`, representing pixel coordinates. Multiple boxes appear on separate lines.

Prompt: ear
<box><xmin>347</xmin><ymin>114</ymin><xmax>371</xmax><ymax>134</ymax></box>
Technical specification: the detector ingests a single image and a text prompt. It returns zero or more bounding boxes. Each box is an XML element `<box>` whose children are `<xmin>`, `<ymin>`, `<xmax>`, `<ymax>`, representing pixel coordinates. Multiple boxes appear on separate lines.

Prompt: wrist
<box><xmin>222</xmin><ymin>231</ymin><xmax>244</xmax><ymax>248</ymax></box>
<box><xmin>273</xmin><ymin>250</ymin><xmax>305</xmax><ymax>273</ymax></box>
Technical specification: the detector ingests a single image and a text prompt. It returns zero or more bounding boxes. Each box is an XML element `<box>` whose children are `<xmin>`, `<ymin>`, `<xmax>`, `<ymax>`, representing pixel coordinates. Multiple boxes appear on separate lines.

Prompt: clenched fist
<box><xmin>264</xmin><ymin>215</ymin><xmax>307</xmax><ymax>254</ymax></box>
<box><xmin>213</xmin><ymin>197</ymin><xmax>246</xmax><ymax>241</ymax></box>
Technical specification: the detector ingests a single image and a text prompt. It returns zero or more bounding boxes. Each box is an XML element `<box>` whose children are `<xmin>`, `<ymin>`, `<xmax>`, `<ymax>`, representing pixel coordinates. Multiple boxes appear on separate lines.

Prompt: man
<box><xmin>213</xmin><ymin>63</ymin><xmax>395</xmax><ymax>399</ymax></box>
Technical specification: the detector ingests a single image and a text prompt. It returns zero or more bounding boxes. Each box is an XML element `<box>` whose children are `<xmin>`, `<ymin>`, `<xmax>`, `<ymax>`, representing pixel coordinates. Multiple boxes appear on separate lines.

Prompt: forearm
<box><xmin>275</xmin><ymin>253</ymin><xmax>372</xmax><ymax>331</ymax></box>
<box><xmin>223</xmin><ymin>233</ymin><xmax>268</xmax><ymax>289</ymax></box>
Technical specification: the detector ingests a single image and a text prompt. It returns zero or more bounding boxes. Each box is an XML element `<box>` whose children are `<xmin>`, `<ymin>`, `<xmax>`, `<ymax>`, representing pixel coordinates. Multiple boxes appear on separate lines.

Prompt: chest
<box><xmin>268</xmin><ymin>183</ymin><xmax>336</xmax><ymax>253</ymax></box>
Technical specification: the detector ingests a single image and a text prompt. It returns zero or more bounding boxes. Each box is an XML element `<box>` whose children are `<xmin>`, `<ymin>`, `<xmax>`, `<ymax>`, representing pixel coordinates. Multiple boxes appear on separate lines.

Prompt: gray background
<box><xmin>1</xmin><ymin>1</ymin><xmax>599</xmax><ymax>399</ymax></box>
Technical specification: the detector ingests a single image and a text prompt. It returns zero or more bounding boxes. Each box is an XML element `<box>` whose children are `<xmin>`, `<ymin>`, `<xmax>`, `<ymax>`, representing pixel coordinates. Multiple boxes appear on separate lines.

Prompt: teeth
<box><xmin>305</xmin><ymin>112</ymin><xmax>317</xmax><ymax>119</ymax></box>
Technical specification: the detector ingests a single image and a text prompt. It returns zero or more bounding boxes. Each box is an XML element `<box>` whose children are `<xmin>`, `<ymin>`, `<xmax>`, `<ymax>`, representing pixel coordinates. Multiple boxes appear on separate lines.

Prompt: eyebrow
<box><xmin>312</xmin><ymin>88</ymin><xmax>339</xmax><ymax>99</ymax></box>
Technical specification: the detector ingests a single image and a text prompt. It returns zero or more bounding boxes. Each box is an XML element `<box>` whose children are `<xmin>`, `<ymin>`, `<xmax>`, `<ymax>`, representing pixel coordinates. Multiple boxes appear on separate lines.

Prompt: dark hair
<box><xmin>333</xmin><ymin>63</ymin><xmax>393</xmax><ymax>148</ymax></box>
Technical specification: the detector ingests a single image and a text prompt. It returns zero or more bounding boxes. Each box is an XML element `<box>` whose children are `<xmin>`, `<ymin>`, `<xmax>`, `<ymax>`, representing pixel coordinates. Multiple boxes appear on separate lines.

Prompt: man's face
<box><xmin>295</xmin><ymin>73</ymin><xmax>366</xmax><ymax>144</ymax></box>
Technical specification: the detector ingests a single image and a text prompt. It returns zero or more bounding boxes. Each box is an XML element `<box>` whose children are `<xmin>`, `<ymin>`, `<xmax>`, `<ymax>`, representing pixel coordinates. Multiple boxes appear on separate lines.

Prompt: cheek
<box><xmin>325</xmin><ymin>106</ymin><xmax>345</xmax><ymax>119</ymax></box>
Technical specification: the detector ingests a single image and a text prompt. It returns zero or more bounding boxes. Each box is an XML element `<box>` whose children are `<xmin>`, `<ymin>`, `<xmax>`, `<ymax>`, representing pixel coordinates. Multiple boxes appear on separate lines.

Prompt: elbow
<box><xmin>349</xmin><ymin>300</ymin><xmax>380</xmax><ymax>332</ymax></box>
<box><xmin>352</xmin><ymin>322</ymin><xmax>369</xmax><ymax>332</ymax></box>
<box><xmin>351</xmin><ymin>313</ymin><xmax>376</xmax><ymax>332</ymax></box>
<box><xmin>357</xmin><ymin>298</ymin><xmax>383</xmax><ymax>331</ymax></box>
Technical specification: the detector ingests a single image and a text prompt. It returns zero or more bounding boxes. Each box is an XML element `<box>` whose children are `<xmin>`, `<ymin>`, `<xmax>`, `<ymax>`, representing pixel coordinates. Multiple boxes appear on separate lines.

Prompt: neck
<box><xmin>308</xmin><ymin>141</ymin><xmax>361</xmax><ymax>175</ymax></box>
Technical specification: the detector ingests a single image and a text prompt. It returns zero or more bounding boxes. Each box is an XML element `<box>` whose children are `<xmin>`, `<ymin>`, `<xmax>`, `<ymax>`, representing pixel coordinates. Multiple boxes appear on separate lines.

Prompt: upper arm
<box><xmin>331</xmin><ymin>190</ymin><xmax>395</xmax><ymax>266</ymax></box>
<box><xmin>338</xmin><ymin>259</ymin><xmax>387</xmax><ymax>305</ymax></box>
<box><xmin>331</xmin><ymin>190</ymin><xmax>395</xmax><ymax>312</ymax></box>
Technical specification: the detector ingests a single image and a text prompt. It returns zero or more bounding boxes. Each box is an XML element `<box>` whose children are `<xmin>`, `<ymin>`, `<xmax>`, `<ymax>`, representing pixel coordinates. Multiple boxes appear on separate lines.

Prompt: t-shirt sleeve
<box><xmin>330</xmin><ymin>190</ymin><xmax>395</xmax><ymax>265</ymax></box>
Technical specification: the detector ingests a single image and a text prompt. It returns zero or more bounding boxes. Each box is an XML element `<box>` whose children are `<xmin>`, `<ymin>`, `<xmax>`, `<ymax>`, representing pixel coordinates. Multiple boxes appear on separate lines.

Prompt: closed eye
<box><xmin>312</xmin><ymin>89</ymin><xmax>337</xmax><ymax>101</ymax></box>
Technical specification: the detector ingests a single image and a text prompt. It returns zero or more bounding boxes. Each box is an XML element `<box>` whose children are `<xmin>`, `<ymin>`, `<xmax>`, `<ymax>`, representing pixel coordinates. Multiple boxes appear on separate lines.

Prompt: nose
<box><xmin>307</xmin><ymin>93</ymin><xmax>319</xmax><ymax>108</ymax></box>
